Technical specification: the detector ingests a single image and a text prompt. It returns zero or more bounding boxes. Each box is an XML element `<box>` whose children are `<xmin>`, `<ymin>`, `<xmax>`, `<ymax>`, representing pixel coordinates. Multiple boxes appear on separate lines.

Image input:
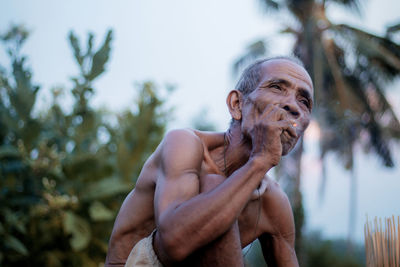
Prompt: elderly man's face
<box><xmin>241</xmin><ymin>59</ymin><xmax>314</xmax><ymax>155</ymax></box>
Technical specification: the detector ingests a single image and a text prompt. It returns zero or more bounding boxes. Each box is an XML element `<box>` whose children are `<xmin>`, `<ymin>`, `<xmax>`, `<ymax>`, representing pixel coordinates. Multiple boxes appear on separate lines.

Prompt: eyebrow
<box><xmin>299</xmin><ymin>88</ymin><xmax>312</xmax><ymax>103</ymax></box>
<box><xmin>261</xmin><ymin>78</ymin><xmax>313</xmax><ymax>102</ymax></box>
<box><xmin>260</xmin><ymin>78</ymin><xmax>291</xmax><ymax>88</ymax></box>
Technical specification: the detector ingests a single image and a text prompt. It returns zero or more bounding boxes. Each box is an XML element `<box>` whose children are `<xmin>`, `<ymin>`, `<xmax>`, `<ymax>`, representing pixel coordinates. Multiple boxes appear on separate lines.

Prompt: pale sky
<box><xmin>1</xmin><ymin>0</ymin><xmax>400</xmax><ymax>244</ymax></box>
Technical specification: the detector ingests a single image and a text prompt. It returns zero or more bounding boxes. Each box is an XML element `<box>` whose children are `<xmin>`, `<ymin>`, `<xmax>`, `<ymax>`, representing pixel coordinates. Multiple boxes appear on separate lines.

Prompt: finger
<box><xmin>276</xmin><ymin>108</ymin><xmax>288</xmax><ymax>121</ymax></box>
<box><xmin>259</xmin><ymin>104</ymin><xmax>280</xmax><ymax>121</ymax></box>
<box><xmin>276</xmin><ymin>121</ymin><xmax>297</xmax><ymax>138</ymax></box>
<box><xmin>285</xmin><ymin>124</ymin><xmax>297</xmax><ymax>138</ymax></box>
<box><xmin>251</xmin><ymin>100</ymin><xmax>270</xmax><ymax>121</ymax></box>
<box><xmin>271</xmin><ymin>107</ymin><xmax>287</xmax><ymax>121</ymax></box>
<box><xmin>262</xmin><ymin>103</ymin><xmax>278</xmax><ymax>117</ymax></box>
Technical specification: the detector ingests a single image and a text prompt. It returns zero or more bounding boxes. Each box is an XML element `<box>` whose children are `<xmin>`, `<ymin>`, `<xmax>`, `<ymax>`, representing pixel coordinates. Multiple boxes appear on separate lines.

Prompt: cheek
<box><xmin>245</xmin><ymin>94</ymin><xmax>269</xmax><ymax>115</ymax></box>
<box><xmin>240</xmin><ymin>109</ymin><xmax>253</xmax><ymax>134</ymax></box>
<box><xmin>240</xmin><ymin>98</ymin><xmax>255</xmax><ymax>120</ymax></box>
<box><xmin>299</xmin><ymin>116</ymin><xmax>311</xmax><ymax>133</ymax></box>
<box><xmin>240</xmin><ymin>99</ymin><xmax>257</xmax><ymax>135</ymax></box>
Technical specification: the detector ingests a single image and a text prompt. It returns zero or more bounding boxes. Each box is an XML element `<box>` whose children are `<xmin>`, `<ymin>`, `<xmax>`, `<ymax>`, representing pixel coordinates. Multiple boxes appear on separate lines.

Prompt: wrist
<box><xmin>249</xmin><ymin>155</ymin><xmax>275</xmax><ymax>172</ymax></box>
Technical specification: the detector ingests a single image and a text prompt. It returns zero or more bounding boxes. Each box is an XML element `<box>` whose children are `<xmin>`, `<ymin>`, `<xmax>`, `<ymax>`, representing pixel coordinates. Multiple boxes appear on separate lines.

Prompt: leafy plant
<box><xmin>0</xmin><ymin>25</ymin><xmax>171</xmax><ymax>266</ymax></box>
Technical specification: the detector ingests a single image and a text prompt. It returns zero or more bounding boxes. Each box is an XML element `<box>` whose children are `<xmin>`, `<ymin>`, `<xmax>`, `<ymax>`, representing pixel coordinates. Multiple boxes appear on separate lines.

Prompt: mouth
<box><xmin>282</xmin><ymin>129</ymin><xmax>292</xmax><ymax>141</ymax></box>
<box><xmin>291</xmin><ymin>121</ymin><xmax>302</xmax><ymax>136</ymax></box>
<box><xmin>280</xmin><ymin>126</ymin><xmax>299</xmax><ymax>149</ymax></box>
<box><xmin>280</xmin><ymin>132</ymin><xmax>297</xmax><ymax>155</ymax></box>
<box><xmin>280</xmin><ymin>130</ymin><xmax>293</xmax><ymax>146</ymax></box>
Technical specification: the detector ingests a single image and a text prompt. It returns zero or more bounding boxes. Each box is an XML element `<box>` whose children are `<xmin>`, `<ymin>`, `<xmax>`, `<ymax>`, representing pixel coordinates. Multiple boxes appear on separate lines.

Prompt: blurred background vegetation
<box><xmin>1</xmin><ymin>0</ymin><xmax>400</xmax><ymax>266</ymax></box>
<box><xmin>0</xmin><ymin>26</ymin><xmax>171</xmax><ymax>266</ymax></box>
<box><xmin>236</xmin><ymin>0</ymin><xmax>400</xmax><ymax>264</ymax></box>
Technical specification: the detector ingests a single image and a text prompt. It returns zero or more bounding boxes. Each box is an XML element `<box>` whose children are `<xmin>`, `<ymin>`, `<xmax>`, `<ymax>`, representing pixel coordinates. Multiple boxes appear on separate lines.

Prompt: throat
<box><xmin>207</xmin><ymin>127</ymin><xmax>252</xmax><ymax>177</ymax></box>
<box><xmin>224</xmin><ymin>144</ymin><xmax>251</xmax><ymax>176</ymax></box>
<box><xmin>221</xmin><ymin>131</ymin><xmax>252</xmax><ymax>177</ymax></box>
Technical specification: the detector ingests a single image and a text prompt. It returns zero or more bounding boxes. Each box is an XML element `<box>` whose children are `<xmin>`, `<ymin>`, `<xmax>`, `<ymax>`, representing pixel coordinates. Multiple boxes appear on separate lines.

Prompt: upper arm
<box><xmin>258</xmin><ymin>182</ymin><xmax>298</xmax><ymax>267</ymax></box>
<box><xmin>154</xmin><ymin>129</ymin><xmax>204</xmax><ymax>226</ymax></box>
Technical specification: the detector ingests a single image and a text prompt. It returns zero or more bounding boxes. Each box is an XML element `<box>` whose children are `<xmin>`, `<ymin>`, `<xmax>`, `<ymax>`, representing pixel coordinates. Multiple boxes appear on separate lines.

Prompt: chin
<box><xmin>281</xmin><ymin>141</ymin><xmax>296</xmax><ymax>156</ymax></box>
<box><xmin>281</xmin><ymin>148</ymin><xmax>290</xmax><ymax>156</ymax></box>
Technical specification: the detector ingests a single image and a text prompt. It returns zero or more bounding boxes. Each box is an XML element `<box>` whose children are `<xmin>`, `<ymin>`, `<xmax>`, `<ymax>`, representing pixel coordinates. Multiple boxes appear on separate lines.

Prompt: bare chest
<box><xmin>238</xmin><ymin>199</ymin><xmax>269</xmax><ymax>248</ymax></box>
<box><xmin>197</xmin><ymin>171</ymin><xmax>272</xmax><ymax>248</ymax></box>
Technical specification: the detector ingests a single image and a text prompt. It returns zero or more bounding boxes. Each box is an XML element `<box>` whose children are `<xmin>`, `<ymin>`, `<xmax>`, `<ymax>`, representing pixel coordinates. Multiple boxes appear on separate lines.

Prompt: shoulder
<box><xmin>159</xmin><ymin>129</ymin><xmax>204</xmax><ymax>175</ymax></box>
<box><xmin>162</xmin><ymin>128</ymin><xmax>202</xmax><ymax>145</ymax></box>
<box><xmin>261</xmin><ymin>180</ymin><xmax>295</xmax><ymax>239</ymax></box>
<box><xmin>262</xmin><ymin>179</ymin><xmax>290</xmax><ymax>208</ymax></box>
<box><xmin>160</xmin><ymin>129</ymin><xmax>204</xmax><ymax>157</ymax></box>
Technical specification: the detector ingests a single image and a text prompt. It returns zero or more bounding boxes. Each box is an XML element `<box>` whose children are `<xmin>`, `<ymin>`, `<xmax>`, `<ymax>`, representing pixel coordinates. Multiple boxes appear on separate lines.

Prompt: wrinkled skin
<box><xmin>105</xmin><ymin>59</ymin><xmax>313</xmax><ymax>267</ymax></box>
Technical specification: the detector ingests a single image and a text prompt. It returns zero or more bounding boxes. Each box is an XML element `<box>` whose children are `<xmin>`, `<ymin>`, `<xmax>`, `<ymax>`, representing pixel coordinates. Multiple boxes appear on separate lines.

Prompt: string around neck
<box><xmin>223</xmin><ymin>132</ymin><xmax>228</xmax><ymax>176</ymax></box>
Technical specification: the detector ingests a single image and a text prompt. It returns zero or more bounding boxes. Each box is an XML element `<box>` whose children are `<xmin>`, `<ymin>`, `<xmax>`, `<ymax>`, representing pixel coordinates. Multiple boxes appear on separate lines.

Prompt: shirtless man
<box><xmin>105</xmin><ymin>56</ymin><xmax>313</xmax><ymax>266</ymax></box>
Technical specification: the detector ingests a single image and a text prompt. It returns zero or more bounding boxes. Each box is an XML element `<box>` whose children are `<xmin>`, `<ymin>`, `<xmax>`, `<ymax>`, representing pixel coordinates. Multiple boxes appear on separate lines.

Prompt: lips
<box><xmin>282</xmin><ymin>129</ymin><xmax>292</xmax><ymax>140</ymax></box>
<box><xmin>281</xmin><ymin>125</ymin><xmax>300</xmax><ymax>145</ymax></box>
<box><xmin>280</xmin><ymin>130</ymin><xmax>293</xmax><ymax>145</ymax></box>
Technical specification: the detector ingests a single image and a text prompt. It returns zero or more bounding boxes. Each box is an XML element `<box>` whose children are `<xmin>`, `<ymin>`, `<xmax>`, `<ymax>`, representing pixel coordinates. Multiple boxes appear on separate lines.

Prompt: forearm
<box><xmin>267</xmin><ymin>246</ymin><xmax>298</xmax><ymax>267</ymax></box>
<box><xmin>260</xmin><ymin>232</ymin><xmax>298</xmax><ymax>267</ymax></box>
<box><xmin>271</xmin><ymin>237</ymin><xmax>298</xmax><ymax>267</ymax></box>
<box><xmin>156</xmin><ymin>157</ymin><xmax>271</xmax><ymax>261</ymax></box>
<box><xmin>181</xmin><ymin>221</ymin><xmax>244</xmax><ymax>267</ymax></box>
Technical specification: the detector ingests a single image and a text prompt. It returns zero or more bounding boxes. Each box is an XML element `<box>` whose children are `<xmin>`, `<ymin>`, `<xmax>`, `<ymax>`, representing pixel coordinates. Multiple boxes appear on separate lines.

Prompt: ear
<box><xmin>226</xmin><ymin>90</ymin><xmax>243</xmax><ymax>121</ymax></box>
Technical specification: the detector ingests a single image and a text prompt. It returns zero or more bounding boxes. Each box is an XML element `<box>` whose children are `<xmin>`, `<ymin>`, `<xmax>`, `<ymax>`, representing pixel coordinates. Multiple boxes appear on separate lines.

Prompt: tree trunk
<box><xmin>347</xmin><ymin>163</ymin><xmax>357</xmax><ymax>251</ymax></box>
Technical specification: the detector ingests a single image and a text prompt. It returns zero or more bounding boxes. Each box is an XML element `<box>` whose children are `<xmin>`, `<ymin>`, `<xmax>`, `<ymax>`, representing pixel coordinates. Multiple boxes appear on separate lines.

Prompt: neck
<box><xmin>223</xmin><ymin>121</ymin><xmax>252</xmax><ymax>176</ymax></box>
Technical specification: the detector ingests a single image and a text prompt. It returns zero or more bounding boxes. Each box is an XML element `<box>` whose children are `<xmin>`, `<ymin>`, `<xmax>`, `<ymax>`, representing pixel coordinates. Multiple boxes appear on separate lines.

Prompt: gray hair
<box><xmin>234</xmin><ymin>56</ymin><xmax>306</xmax><ymax>97</ymax></box>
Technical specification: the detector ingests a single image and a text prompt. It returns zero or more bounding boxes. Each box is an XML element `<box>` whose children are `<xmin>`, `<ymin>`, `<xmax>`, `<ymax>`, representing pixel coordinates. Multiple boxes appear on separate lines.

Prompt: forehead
<box><xmin>259</xmin><ymin>59</ymin><xmax>314</xmax><ymax>95</ymax></box>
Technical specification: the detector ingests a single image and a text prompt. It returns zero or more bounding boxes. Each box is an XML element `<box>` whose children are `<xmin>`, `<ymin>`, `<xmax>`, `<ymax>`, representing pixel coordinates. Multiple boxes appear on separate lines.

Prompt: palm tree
<box><xmin>234</xmin><ymin>0</ymin><xmax>400</xmax><ymax>259</ymax></box>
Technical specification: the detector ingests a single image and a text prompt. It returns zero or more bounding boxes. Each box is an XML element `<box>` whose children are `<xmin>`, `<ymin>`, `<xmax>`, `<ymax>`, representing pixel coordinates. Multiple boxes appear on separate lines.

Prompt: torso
<box><xmin>108</xmin><ymin>129</ymin><xmax>280</xmax><ymax>264</ymax></box>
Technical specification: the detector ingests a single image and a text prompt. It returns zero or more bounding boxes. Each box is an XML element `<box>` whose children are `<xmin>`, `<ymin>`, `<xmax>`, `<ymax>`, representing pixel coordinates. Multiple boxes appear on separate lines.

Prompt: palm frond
<box><xmin>280</xmin><ymin>26</ymin><xmax>299</xmax><ymax>35</ymax></box>
<box><xmin>314</xmin><ymin>34</ymin><xmax>398</xmax><ymax>168</ymax></box>
<box><xmin>318</xmin><ymin>113</ymin><xmax>358</xmax><ymax>200</ymax></box>
<box><xmin>368</xmin><ymin>80</ymin><xmax>400</xmax><ymax>139</ymax></box>
<box><xmin>258</xmin><ymin>0</ymin><xmax>281</xmax><ymax>12</ymax></box>
<box><xmin>326</xmin><ymin>0</ymin><xmax>362</xmax><ymax>15</ymax></box>
<box><xmin>386</xmin><ymin>22</ymin><xmax>400</xmax><ymax>36</ymax></box>
<box><xmin>334</xmin><ymin>24</ymin><xmax>400</xmax><ymax>79</ymax></box>
<box><xmin>232</xmin><ymin>39</ymin><xmax>267</xmax><ymax>77</ymax></box>
<box><xmin>345</xmin><ymin>74</ymin><xmax>396</xmax><ymax>167</ymax></box>
<box><xmin>366</xmin><ymin>119</ymin><xmax>394</xmax><ymax>167</ymax></box>
<box><xmin>321</xmin><ymin>37</ymin><xmax>349</xmax><ymax>110</ymax></box>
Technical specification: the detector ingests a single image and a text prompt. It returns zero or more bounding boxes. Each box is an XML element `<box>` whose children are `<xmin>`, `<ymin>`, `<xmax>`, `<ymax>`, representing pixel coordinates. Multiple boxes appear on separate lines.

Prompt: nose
<box><xmin>282</xmin><ymin>103</ymin><xmax>300</xmax><ymax>118</ymax></box>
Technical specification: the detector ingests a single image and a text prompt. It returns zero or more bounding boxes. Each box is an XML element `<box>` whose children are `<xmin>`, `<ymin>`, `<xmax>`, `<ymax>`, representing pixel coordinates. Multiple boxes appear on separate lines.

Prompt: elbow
<box><xmin>155</xmin><ymin>225</ymin><xmax>191</xmax><ymax>263</ymax></box>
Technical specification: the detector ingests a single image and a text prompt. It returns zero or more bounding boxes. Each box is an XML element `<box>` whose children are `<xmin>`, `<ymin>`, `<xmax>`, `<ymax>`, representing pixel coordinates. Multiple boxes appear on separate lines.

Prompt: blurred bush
<box><xmin>302</xmin><ymin>232</ymin><xmax>365</xmax><ymax>267</ymax></box>
<box><xmin>245</xmin><ymin>232</ymin><xmax>365</xmax><ymax>267</ymax></box>
<box><xmin>0</xmin><ymin>25</ymin><xmax>171</xmax><ymax>266</ymax></box>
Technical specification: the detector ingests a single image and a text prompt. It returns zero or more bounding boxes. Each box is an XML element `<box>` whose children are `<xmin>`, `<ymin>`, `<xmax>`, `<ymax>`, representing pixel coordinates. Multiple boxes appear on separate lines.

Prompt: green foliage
<box><xmin>302</xmin><ymin>232</ymin><xmax>365</xmax><ymax>267</ymax></box>
<box><xmin>0</xmin><ymin>26</ymin><xmax>171</xmax><ymax>266</ymax></box>
<box><xmin>245</xmin><ymin>233</ymin><xmax>365</xmax><ymax>267</ymax></box>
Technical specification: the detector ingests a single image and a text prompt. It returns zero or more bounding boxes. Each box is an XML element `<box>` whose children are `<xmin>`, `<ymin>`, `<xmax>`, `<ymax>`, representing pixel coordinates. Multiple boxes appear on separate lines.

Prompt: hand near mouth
<box><xmin>247</xmin><ymin>104</ymin><xmax>298</xmax><ymax>167</ymax></box>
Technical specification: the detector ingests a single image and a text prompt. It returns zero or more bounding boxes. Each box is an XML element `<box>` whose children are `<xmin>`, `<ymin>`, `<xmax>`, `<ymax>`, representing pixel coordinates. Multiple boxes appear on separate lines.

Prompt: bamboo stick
<box><xmin>374</xmin><ymin>217</ymin><xmax>380</xmax><ymax>266</ymax></box>
<box><xmin>365</xmin><ymin>215</ymin><xmax>400</xmax><ymax>267</ymax></box>
<box><xmin>397</xmin><ymin>216</ymin><xmax>400</xmax><ymax>266</ymax></box>
<box><xmin>386</xmin><ymin>218</ymin><xmax>390</xmax><ymax>267</ymax></box>
<box><xmin>390</xmin><ymin>221</ymin><xmax>393</xmax><ymax>267</ymax></box>
<box><xmin>391</xmin><ymin>217</ymin><xmax>395</xmax><ymax>266</ymax></box>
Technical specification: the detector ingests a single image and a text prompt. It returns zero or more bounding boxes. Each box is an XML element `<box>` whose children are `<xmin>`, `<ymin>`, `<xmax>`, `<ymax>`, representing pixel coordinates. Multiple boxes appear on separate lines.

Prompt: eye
<box><xmin>271</xmin><ymin>84</ymin><xmax>281</xmax><ymax>90</ymax></box>
<box><xmin>300</xmin><ymin>99</ymin><xmax>310</xmax><ymax>109</ymax></box>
